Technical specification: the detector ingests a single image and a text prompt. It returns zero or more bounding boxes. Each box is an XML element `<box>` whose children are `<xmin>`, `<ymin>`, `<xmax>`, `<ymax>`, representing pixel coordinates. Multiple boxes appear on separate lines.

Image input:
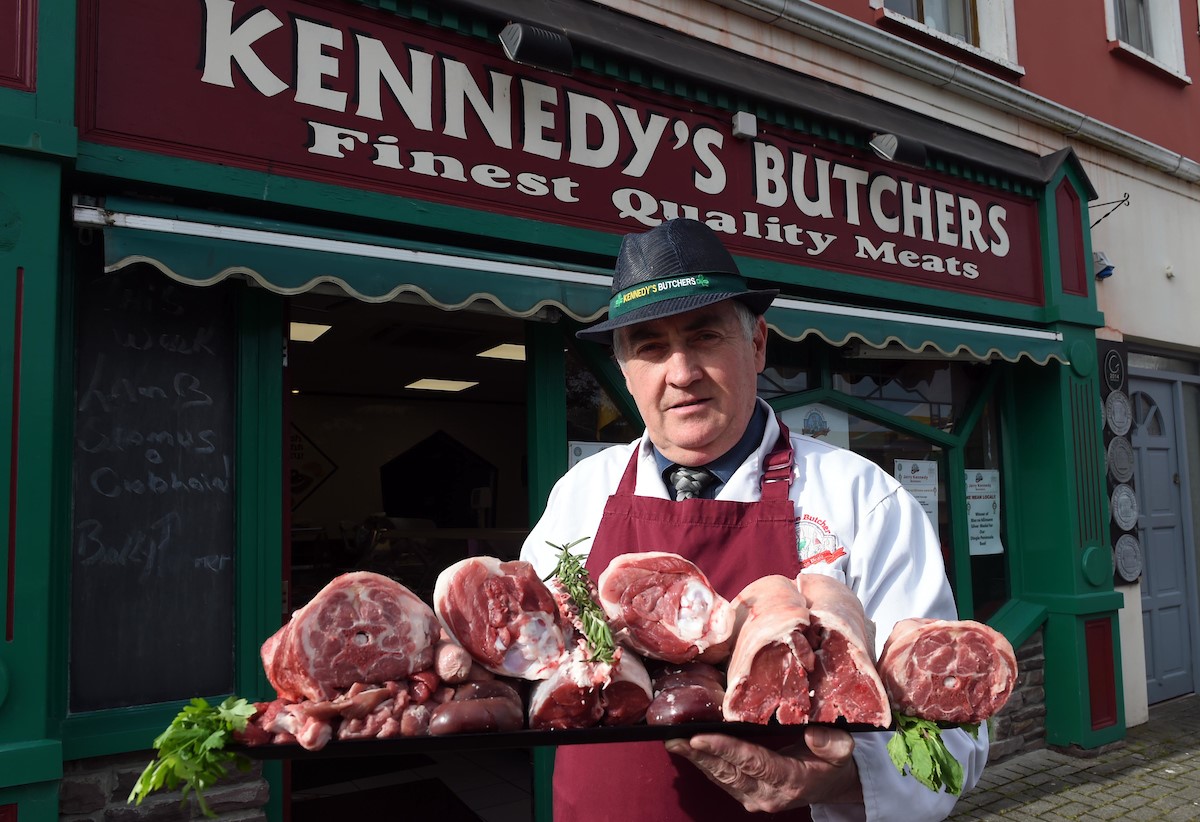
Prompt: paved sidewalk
<box><xmin>950</xmin><ymin>695</ymin><xmax>1200</xmax><ymax>820</ymax></box>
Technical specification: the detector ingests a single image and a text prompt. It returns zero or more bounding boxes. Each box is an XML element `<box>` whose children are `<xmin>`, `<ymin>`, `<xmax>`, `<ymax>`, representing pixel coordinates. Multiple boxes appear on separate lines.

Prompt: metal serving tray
<box><xmin>237</xmin><ymin>719</ymin><xmax>889</xmax><ymax>759</ymax></box>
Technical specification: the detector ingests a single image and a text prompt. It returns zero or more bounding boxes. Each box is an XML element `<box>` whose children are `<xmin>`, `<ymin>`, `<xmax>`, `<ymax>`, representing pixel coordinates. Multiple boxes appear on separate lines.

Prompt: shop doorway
<box><xmin>1130</xmin><ymin>377</ymin><xmax>1197</xmax><ymax>703</ymax></box>
<box><xmin>282</xmin><ymin>292</ymin><xmax>534</xmax><ymax>821</ymax></box>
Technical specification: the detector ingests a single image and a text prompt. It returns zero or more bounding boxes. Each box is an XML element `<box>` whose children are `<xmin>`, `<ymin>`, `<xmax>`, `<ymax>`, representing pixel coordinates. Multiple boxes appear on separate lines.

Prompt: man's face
<box><xmin>616</xmin><ymin>301</ymin><xmax>767</xmax><ymax>467</ymax></box>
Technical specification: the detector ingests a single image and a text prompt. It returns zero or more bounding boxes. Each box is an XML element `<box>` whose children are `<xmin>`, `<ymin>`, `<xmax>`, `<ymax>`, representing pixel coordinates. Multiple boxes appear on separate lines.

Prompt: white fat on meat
<box><xmin>597</xmin><ymin>551</ymin><xmax>736</xmax><ymax>664</ymax></box>
<box><xmin>795</xmin><ymin>573</ymin><xmax>891</xmax><ymax>727</ymax></box>
<box><xmin>723</xmin><ymin>575</ymin><xmax>816</xmax><ymax>725</ymax></box>
<box><xmin>434</xmin><ymin>556</ymin><xmax>567</xmax><ymax>680</ymax></box>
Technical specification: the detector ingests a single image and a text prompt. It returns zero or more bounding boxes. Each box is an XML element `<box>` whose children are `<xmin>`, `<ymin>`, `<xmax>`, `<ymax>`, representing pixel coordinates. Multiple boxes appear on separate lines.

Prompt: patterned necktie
<box><xmin>669</xmin><ymin>465</ymin><xmax>714</xmax><ymax>500</ymax></box>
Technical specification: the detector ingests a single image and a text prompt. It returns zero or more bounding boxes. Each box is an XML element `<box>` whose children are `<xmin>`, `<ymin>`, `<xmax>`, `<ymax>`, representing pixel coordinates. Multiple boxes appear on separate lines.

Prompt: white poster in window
<box><xmin>780</xmin><ymin>404</ymin><xmax>849</xmax><ymax>450</ymax></box>
<box><xmin>568</xmin><ymin>441</ymin><xmax>613</xmax><ymax>469</ymax></box>
<box><xmin>965</xmin><ymin>469</ymin><xmax>1005</xmax><ymax>556</ymax></box>
<box><xmin>894</xmin><ymin>459</ymin><xmax>939</xmax><ymax>530</ymax></box>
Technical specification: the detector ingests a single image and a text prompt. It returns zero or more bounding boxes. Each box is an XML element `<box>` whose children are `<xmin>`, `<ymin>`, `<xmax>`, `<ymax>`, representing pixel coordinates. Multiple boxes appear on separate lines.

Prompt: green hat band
<box><xmin>608</xmin><ymin>273</ymin><xmax>747</xmax><ymax>319</ymax></box>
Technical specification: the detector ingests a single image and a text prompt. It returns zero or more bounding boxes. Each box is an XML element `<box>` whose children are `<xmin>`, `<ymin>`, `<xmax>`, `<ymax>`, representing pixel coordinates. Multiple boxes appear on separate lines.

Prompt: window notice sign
<box><xmin>894</xmin><ymin>459</ymin><xmax>939</xmax><ymax>531</ymax></box>
<box><xmin>965</xmin><ymin>469</ymin><xmax>1004</xmax><ymax>555</ymax></box>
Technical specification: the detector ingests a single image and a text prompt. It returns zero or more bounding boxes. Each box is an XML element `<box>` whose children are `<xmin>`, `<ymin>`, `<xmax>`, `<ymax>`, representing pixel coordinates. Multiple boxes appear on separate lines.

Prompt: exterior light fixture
<box><xmin>1093</xmin><ymin>251</ymin><xmax>1116</xmax><ymax>280</ymax></box>
<box><xmin>868</xmin><ymin>132</ymin><xmax>928</xmax><ymax>167</ymax></box>
<box><xmin>732</xmin><ymin>111</ymin><xmax>758</xmax><ymax>139</ymax></box>
<box><xmin>499</xmin><ymin>22</ymin><xmax>574</xmax><ymax>75</ymax></box>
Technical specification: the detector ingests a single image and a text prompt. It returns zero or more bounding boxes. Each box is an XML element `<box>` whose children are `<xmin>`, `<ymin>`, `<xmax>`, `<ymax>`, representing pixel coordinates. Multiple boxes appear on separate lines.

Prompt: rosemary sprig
<box><xmin>546</xmin><ymin>538</ymin><xmax>616</xmax><ymax>664</ymax></box>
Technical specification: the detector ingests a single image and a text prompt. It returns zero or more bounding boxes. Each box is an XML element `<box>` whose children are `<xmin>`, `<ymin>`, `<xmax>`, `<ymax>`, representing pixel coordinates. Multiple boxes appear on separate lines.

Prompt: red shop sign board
<box><xmin>78</xmin><ymin>0</ymin><xmax>1045</xmax><ymax>306</ymax></box>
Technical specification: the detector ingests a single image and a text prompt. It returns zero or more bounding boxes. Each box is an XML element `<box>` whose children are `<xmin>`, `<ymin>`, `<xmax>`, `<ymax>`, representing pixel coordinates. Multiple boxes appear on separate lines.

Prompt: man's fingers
<box><xmin>664</xmin><ymin>738</ymin><xmax>759</xmax><ymax>793</ymax></box>
<box><xmin>804</xmin><ymin>726</ymin><xmax>855</xmax><ymax>766</ymax></box>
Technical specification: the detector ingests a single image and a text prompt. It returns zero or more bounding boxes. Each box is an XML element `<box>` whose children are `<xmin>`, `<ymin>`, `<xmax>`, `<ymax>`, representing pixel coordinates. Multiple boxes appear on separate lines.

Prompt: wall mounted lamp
<box><xmin>868</xmin><ymin>132</ymin><xmax>928</xmax><ymax>168</ymax></box>
<box><xmin>1093</xmin><ymin>251</ymin><xmax>1116</xmax><ymax>280</ymax></box>
<box><xmin>499</xmin><ymin>22</ymin><xmax>574</xmax><ymax>75</ymax></box>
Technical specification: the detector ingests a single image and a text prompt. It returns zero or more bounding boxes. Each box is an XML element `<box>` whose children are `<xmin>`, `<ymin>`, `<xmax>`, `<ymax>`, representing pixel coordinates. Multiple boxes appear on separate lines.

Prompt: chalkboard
<box><xmin>70</xmin><ymin>263</ymin><xmax>237</xmax><ymax>711</ymax></box>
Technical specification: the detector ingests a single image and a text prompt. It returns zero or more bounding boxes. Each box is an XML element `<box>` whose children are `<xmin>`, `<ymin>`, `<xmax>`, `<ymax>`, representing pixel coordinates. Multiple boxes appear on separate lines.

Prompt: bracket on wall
<box><xmin>1089</xmin><ymin>193</ymin><xmax>1130</xmax><ymax>228</ymax></box>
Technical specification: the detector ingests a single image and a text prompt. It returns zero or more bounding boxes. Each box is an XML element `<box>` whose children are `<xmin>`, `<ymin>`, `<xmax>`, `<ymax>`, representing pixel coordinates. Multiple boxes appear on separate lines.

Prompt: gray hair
<box><xmin>613</xmin><ymin>300</ymin><xmax>759</xmax><ymax>364</ymax></box>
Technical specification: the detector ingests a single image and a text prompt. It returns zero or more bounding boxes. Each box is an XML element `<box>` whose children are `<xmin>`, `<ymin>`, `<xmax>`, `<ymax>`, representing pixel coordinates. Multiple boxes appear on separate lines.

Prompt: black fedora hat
<box><xmin>576</xmin><ymin>219</ymin><xmax>778</xmax><ymax>345</ymax></box>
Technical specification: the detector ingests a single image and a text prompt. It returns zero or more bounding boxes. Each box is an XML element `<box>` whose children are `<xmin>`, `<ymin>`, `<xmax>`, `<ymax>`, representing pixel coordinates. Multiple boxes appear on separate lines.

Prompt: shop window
<box><xmin>964</xmin><ymin>398</ymin><xmax>1008</xmax><ymax>622</ymax></box>
<box><xmin>874</xmin><ymin>0</ymin><xmax>1019</xmax><ymax>67</ymax></box>
<box><xmin>830</xmin><ymin>352</ymin><xmax>988</xmax><ymax>432</ymax></box>
<box><xmin>1104</xmin><ymin>0</ymin><xmax>1188</xmax><ymax>79</ymax></box>
<box><xmin>565</xmin><ymin>346</ymin><xmax>640</xmax><ymax>454</ymax></box>
<box><xmin>766</xmin><ymin>332</ymin><xmax>1012</xmax><ymax>618</ymax></box>
<box><xmin>758</xmin><ymin>343</ymin><xmax>814</xmax><ymax>402</ymax></box>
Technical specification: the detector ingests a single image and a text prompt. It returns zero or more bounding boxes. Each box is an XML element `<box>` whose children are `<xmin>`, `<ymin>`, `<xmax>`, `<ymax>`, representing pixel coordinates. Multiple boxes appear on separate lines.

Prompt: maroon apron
<box><xmin>553</xmin><ymin>421</ymin><xmax>813</xmax><ymax>822</ymax></box>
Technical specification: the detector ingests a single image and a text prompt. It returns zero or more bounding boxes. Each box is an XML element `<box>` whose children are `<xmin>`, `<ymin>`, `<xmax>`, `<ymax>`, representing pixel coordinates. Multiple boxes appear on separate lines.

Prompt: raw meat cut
<box><xmin>797</xmin><ymin>573</ymin><xmax>891</xmax><ymax>727</ymax></box>
<box><xmin>646</xmin><ymin>662</ymin><xmax>726</xmax><ymax>725</ymax></box>
<box><xmin>428</xmin><ymin>679</ymin><xmax>525</xmax><ymax>735</ymax></box>
<box><xmin>878</xmin><ymin>617</ymin><xmax>1018</xmax><ymax>724</ymax></box>
<box><xmin>600</xmin><ymin>652</ymin><xmax>653</xmax><ymax>726</ymax></box>
<box><xmin>527</xmin><ymin>655</ymin><xmax>604</xmax><ymax>731</ymax></box>
<box><xmin>527</xmin><ymin>649</ymin><xmax>652</xmax><ymax>729</ymax></box>
<box><xmin>596</xmin><ymin>551</ymin><xmax>736</xmax><ymax>664</ymax></box>
<box><xmin>261</xmin><ymin>571</ymin><xmax>440</xmax><ymax>702</ymax></box>
<box><xmin>434</xmin><ymin>557</ymin><xmax>567</xmax><ymax>680</ymax></box>
<box><xmin>722</xmin><ymin>575</ymin><xmax>816</xmax><ymax>724</ymax></box>
<box><xmin>433</xmin><ymin>639</ymin><xmax>475</xmax><ymax>684</ymax></box>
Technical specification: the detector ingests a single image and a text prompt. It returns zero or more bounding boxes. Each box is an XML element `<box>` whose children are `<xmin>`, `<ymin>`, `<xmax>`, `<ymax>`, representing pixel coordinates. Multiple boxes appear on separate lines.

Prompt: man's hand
<box><xmin>664</xmin><ymin>726</ymin><xmax>862</xmax><ymax>813</ymax></box>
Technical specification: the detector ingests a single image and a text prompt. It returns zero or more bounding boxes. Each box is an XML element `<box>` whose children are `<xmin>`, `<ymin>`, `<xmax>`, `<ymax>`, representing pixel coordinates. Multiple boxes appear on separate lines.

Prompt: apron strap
<box><xmin>760</xmin><ymin>417</ymin><xmax>794</xmax><ymax>501</ymax></box>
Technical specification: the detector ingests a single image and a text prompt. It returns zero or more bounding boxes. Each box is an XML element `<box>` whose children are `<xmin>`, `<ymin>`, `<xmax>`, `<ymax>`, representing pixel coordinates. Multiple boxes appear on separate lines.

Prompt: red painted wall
<box><xmin>820</xmin><ymin>1</ymin><xmax>1200</xmax><ymax>160</ymax></box>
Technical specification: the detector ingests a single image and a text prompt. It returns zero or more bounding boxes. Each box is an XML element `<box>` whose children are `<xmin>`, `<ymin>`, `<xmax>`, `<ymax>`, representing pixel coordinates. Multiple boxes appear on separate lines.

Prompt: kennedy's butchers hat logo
<box><xmin>576</xmin><ymin>218</ymin><xmax>778</xmax><ymax>344</ymax></box>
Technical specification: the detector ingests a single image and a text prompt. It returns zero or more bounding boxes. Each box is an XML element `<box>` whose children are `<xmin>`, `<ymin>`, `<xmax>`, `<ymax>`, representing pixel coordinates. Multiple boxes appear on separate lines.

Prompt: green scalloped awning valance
<box><xmin>765</xmin><ymin>297</ymin><xmax>1067</xmax><ymax>365</ymax></box>
<box><xmin>73</xmin><ymin>198</ymin><xmax>1066</xmax><ymax>366</ymax></box>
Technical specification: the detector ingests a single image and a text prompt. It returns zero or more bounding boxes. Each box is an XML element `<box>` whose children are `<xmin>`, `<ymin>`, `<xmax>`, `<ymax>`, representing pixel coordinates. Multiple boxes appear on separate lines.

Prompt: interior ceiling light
<box><xmin>406</xmin><ymin>378</ymin><xmax>479</xmax><ymax>392</ymax></box>
<box><xmin>478</xmin><ymin>343</ymin><xmax>527</xmax><ymax>361</ymax></box>
<box><xmin>289</xmin><ymin>321</ymin><xmax>332</xmax><ymax>342</ymax></box>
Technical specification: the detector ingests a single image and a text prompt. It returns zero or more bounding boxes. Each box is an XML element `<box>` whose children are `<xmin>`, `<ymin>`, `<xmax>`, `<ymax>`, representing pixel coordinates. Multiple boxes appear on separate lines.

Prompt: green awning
<box><xmin>765</xmin><ymin>297</ymin><xmax>1067</xmax><ymax>365</ymax></box>
<box><xmin>73</xmin><ymin>198</ymin><xmax>1067</xmax><ymax>365</ymax></box>
<box><xmin>74</xmin><ymin>198</ymin><xmax>613</xmax><ymax>322</ymax></box>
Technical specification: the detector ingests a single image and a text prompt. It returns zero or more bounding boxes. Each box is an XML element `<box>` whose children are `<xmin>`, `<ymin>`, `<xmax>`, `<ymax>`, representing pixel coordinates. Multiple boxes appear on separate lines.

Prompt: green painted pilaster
<box><xmin>0</xmin><ymin>151</ymin><xmax>66</xmax><ymax>821</ymax></box>
<box><xmin>524</xmin><ymin>321</ymin><xmax>567</xmax><ymax>822</ymax></box>
<box><xmin>1005</xmin><ymin>326</ymin><xmax>1124</xmax><ymax>748</ymax></box>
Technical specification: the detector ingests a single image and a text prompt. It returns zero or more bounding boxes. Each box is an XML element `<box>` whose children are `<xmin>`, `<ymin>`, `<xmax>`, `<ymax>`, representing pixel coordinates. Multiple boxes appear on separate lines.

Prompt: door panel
<box><xmin>1131</xmin><ymin>378</ymin><xmax>1195</xmax><ymax>702</ymax></box>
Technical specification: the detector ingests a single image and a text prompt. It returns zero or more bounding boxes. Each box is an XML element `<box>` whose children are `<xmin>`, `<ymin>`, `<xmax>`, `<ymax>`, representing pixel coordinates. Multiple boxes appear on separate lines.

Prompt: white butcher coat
<box><xmin>521</xmin><ymin>399</ymin><xmax>990</xmax><ymax>822</ymax></box>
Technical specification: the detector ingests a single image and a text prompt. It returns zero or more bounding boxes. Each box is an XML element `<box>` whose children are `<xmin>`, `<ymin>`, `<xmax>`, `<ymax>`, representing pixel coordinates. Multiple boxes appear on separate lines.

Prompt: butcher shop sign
<box><xmin>79</xmin><ymin>0</ymin><xmax>1044</xmax><ymax>305</ymax></box>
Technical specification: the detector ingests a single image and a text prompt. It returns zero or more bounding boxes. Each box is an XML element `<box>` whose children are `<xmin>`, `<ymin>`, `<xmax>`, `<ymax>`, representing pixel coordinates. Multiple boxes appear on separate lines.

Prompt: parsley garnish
<box><xmin>128</xmin><ymin>696</ymin><xmax>257</xmax><ymax>817</ymax></box>
<box><xmin>886</xmin><ymin>714</ymin><xmax>980</xmax><ymax>795</ymax></box>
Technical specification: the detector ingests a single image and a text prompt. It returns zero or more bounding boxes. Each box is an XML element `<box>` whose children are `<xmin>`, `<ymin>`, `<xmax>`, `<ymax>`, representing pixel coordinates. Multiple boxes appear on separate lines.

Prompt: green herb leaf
<box><xmin>545</xmin><ymin>538</ymin><xmax>616</xmax><ymax>664</ymax></box>
<box><xmin>128</xmin><ymin>696</ymin><xmax>256</xmax><ymax>818</ymax></box>
<box><xmin>888</xmin><ymin>714</ymin><xmax>979</xmax><ymax>795</ymax></box>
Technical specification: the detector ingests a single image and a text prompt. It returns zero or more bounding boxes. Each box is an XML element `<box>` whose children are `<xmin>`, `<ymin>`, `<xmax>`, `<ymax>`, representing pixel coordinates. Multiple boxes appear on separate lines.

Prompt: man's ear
<box><xmin>752</xmin><ymin>315</ymin><xmax>768</xmax><ymax>371</ymax></box>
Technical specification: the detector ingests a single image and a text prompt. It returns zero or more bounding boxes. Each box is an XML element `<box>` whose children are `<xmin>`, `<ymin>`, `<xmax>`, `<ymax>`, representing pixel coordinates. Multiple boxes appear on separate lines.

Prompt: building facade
<box><xmin>7</xmin><ymin>0</ymin><xmax>1193</xmax><ymax>820</ymax></box>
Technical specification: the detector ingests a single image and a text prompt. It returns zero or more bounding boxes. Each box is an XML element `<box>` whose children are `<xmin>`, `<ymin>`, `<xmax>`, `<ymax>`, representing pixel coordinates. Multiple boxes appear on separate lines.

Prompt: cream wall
<box><xmin>1086</xmin><ymin>154</ymin><xmax>1200</xmax><ymax>350</ymax></box>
